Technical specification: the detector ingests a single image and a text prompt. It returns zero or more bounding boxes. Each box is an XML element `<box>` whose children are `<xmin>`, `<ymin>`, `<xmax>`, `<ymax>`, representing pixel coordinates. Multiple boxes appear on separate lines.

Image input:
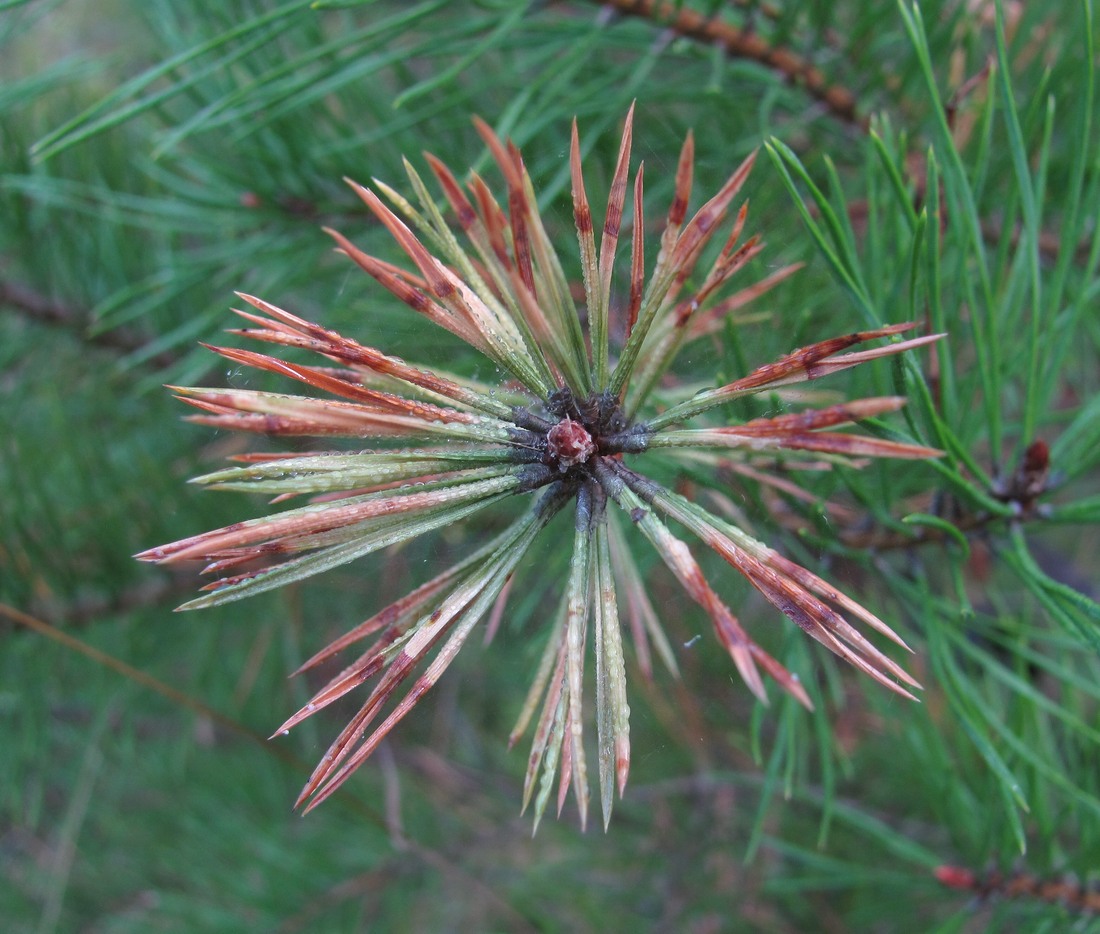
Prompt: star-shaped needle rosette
<box><xmin>138</xmin><ymin>106</ymin><xmax>942</xmax><ymax>829</ymax></box>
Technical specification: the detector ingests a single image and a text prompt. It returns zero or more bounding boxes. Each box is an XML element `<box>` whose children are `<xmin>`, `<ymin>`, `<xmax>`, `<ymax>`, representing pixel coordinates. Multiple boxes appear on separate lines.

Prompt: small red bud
<box><xmin>547</xmin><ymin>416</ymin><xmax>596</xmax><ymax>469</ymax></box>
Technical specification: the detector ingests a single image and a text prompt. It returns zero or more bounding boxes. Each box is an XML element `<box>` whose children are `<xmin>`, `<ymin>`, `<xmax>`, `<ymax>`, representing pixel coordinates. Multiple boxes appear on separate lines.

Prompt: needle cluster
<box><xmin>138</xmin><ymin>107</ymin><xmax>941</xmax><ymax>829</ymax></box>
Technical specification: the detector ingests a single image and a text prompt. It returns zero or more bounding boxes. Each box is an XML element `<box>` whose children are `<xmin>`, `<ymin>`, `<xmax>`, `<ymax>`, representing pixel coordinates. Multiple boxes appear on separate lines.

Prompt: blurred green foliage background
<box><xmin>3</xmin><ymin>1</ymin><xmax>1100</xmax><ymax>931</ymax></box>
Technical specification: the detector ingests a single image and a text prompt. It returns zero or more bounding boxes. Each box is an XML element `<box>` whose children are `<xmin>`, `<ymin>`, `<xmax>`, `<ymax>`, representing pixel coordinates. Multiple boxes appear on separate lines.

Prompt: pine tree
<box><xmin>3</xmin><ymin>2</ymin><xmax>1099</xmax><ymax>930</ymax></box>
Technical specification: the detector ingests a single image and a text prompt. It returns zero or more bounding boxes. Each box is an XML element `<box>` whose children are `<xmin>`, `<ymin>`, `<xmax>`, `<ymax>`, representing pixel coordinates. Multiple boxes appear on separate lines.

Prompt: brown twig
<box><xmin>0</xmin><ymin>278</ymin><xmax>180</xmax><ymax>369</ymax></box>
<box><xmin>936</xmin><ymin>864</ymin><xmax>1100</xmax><ymax>914</ymax></box>
<box><xmin>0</xmin><ymin>602</ymin><xmax>293</xmax><ymax>755</ymax></box>
<box><xmin>589</xmin><ymin>0</ymin><xmax>867</xmax><ymax>130</ymax></box>
<box><xmin>591</xmin><ymin>4</ymin><xmax>1092</xmax><ymax>266</ymax></box>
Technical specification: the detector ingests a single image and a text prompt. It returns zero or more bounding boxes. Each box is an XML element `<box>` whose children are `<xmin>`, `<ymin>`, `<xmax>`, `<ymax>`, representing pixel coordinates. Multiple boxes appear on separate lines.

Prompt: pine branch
<box><xmin>579</xmin><ymin>2</ymin><xmax>1092</xmax><ymax>272</ymax></box>
<box><xmin>585</xmin><ymin>0</ymin><xmax>865</xmax><ymax>130</ymax></box>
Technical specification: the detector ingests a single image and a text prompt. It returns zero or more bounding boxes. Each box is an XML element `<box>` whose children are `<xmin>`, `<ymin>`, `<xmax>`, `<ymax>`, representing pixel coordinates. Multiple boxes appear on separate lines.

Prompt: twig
<box><xmin>590</xmin><ymin>5</ymin><xmax>1092</xmax><ymax>266</ymax></box>
<box><xmin>0</xmin><ymin>602</ymin><xmax>288</xmax><ymax>753</ymax></box>
<box><xmin>0</xmin><ymin>601</ymin><xmax>397</xmax><ymax>822</ymax></box>
<box><xmin>936</xmin><ymin>864</ymin><xmax>1100</xmax><ymax>914</ymax></box>
<box><xmin>835</xmin><ymin>511</ymin><xmax>995</xmax><ymax>552</ymax></box>
<box><xmin>13</xmin><ymin>574</ymin><xmax>196</xmax><ymax>630</ymax></box>
<box><xmin>0</xmin><ymin>278</ymin><xmax>180</xmax><ymax>369</ymax></box>
<box><xmin>588</xmin><ymin>0</ymin><xmax>866</xmax><ymax>130</ymax></box>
